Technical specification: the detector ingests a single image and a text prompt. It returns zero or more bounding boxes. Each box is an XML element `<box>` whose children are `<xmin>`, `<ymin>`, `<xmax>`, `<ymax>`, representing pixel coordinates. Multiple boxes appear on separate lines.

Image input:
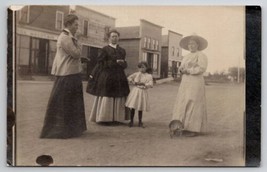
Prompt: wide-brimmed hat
<box><xmin>180</xmin><ymin>35</ymin><xmax>208</xmax><ymax>51</ymax></box>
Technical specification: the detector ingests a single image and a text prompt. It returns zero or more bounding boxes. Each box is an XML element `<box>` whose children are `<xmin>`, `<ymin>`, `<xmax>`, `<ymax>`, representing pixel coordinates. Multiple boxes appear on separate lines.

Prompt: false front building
<box><xmin>161</xmin><ymin>30</ymin><xmax>183</xmax><ymax>78</ymax></box>
<box><xmin>16</xmin><ymin>5</ymin><xmax>115</xmax><ymax>79</ymax></box>
<box><xmin>116</xmin><ymin>19</ymin><xmax>163</xmax><ymax>78</ymax></box>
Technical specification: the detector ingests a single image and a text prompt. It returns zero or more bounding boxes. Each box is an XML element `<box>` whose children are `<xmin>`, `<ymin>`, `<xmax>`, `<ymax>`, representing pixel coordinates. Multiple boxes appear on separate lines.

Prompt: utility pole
<box><xmin>237</xmin><ymin>57</ymin><xmax>240</xmax><ymax>83</ymax></box>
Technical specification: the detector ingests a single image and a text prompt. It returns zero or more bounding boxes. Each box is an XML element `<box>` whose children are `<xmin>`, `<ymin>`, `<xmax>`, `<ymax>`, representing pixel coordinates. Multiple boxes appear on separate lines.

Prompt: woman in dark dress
<box><xmin>87</xmin><ymin>29</ymin><xmax>130</xmax><ymax>123</ymax></box>
<box><xmin>40</xmin><ymin>14</ymin><xmax>86</xmax><ymax>138</ymax></box>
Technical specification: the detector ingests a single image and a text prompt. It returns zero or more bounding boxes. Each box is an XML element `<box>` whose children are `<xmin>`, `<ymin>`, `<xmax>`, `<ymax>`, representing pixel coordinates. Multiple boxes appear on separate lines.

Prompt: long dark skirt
<box><xmin>40</xmin><ymin>74</ymin><xmax>87</xmax><ymax>139</ymax></box>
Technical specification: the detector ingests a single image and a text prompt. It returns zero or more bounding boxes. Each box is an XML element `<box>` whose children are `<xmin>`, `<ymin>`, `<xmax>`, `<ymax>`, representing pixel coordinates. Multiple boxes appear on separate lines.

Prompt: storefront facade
<box><xmin>116</xmin><ymin>19</ymin><xmax>163</xmax><ymax>78</ymax></box>
<box><xmin>16</xmin><ymin>5</ymin><xmax>115</xmax><ymax>79</ymax></box>
<box><xmin>161</xmin><ymin>30</ymin><xmax>183</xmax><ymax>78</ymax></box>
<box><xmin>16</xmin><ymin>6</ymin><xmax>69</xmax><ymax>78</ymax></box>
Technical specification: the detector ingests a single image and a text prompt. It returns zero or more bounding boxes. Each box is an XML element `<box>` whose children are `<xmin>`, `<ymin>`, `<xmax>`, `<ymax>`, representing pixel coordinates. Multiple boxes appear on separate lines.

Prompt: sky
<box><xmin>86</xmin><ymin>6</ymin><xmax>245</xmax><ymax>74</ymax></box>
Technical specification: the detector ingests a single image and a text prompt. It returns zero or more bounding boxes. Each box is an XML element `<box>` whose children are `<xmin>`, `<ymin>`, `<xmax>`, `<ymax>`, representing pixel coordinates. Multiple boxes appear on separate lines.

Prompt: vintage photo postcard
<box><xmin>7</xmin><ymin>5</ymin><xmax>261</xmax><ymax>166</ymax></box>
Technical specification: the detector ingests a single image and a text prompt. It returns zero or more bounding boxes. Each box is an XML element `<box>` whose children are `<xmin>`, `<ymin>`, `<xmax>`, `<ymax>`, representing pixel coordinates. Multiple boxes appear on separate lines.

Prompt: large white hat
<box><xmin>179</xmin><ymin>35</ymin><xmax>208</xmax><ymax>51</ymax></box>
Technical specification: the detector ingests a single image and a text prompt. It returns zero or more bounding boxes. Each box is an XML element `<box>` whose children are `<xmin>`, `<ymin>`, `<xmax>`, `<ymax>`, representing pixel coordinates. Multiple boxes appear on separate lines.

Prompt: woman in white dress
<box><xmin>125</xmin><ymin>62</ymin><xmax>153</xmax><ymax>128</ymax></box>
<box><xmin>172</xmin><ymin>35</ymin><xmax>208</xmax><ymax>137</ymax></box>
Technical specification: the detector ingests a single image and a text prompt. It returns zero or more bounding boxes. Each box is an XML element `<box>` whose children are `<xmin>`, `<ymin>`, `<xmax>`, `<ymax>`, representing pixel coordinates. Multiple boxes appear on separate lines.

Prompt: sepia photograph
<box><xmin>7</xmin><ymin>4</ymin><xmax>257</xmax><ymax>167</ymax></box>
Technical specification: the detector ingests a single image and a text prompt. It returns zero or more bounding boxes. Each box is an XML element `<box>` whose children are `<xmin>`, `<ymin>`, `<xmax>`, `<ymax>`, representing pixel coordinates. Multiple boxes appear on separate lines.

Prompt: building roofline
<box><xmin>140</xmin><ymin>19</ymin><xmax>164</xmax><ymax>28</ymax></box>
<box><xmin>119</xmin><ymin>38</ymin><xmax>141</xmax><ymax>40</ymax></box>
<box><xmin>76</xmin><ymin>5</ymin><xmax>116</xmax><ymax>20</ymax></box>
<box><xmin>168</xmin><ymin>30</ymin><xmax>183</xmax><ymax>36</ymax></box>
<box><xmin>116</xmin><ymin>26</ymin><xmax>140</xmax><ymax>29</ymax></box>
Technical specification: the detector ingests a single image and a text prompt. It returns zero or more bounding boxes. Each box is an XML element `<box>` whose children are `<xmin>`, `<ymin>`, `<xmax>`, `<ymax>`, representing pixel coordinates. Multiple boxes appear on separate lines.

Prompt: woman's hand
<box><xmin>116</xmin><ymin>59</ymin><xmax>124</xmax><ymax>64</ymax></box>
<box><xmin>129</xmin><ymin>80</ymin><xmax>135</xmax><ymax>85</ymax></box>
<box><xmin>179</xmin><ymin>67</ymin><xmax>185</xmax><ymax>74</ymax></box>
<box><xmin>135</xmin><ymin>82</ymin><xmax>146</xmax><ymax>89</ymax></box>
<box><xmin>137</xmin><ymin>85</ymin><xmax>146</xmax><ymax>89</ymax></box>
<box><xmin>116</xmin><ymin>59</ymin><xmax>127</xmax><ymax>69</ymax></box>
<box><xmin>180</xmin><ymin>68</ymin><xmax>190</xmax><ymax>75</ymax></box>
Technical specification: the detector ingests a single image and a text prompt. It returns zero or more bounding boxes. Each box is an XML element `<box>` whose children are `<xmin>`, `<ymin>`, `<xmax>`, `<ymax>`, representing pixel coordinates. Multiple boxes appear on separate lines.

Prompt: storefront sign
<box><xmin>17</xmin><ymin>27</ymin><xmax>59</xmax><ymax>40</ymax></box>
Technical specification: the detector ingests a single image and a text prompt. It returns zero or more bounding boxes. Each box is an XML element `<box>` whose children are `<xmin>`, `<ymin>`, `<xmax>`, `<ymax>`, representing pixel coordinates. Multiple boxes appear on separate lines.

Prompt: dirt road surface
<box><xmin>16</xmin><ymin>81</ymin><xmax>245</xmax><ymax>166</ymax></box>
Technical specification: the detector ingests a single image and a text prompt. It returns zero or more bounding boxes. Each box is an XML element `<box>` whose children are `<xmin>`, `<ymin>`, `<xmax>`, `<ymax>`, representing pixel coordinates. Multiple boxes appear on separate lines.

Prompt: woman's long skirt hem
<box><xmin>172</xmin><ymin>75</ymin><xmax>207</xmax><ymax>133</ymax></box>
<box><xmin>40</xmin><ymin>74</ymin><xmax>87</xmax><ymax>139</ymax></box>
<box><xmin>89</xmin><ymin>96</ymin><xmax>129</xmax><ymax>122</ymax></box>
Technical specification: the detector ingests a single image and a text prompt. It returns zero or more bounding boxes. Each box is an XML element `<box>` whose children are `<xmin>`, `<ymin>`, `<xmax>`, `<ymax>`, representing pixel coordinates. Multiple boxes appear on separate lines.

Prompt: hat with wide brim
<box><xmin>180</xmin><ymin>35</ymin><xmax>208</xmax><ymax>51</ymax></box>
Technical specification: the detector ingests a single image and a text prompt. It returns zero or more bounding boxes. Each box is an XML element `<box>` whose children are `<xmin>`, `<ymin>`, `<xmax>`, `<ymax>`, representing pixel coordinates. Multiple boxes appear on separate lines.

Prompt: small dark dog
<box><xmin>169</xmin><ymin>120</ymin><xmax>184</xmax><ymax>138</ymax></box>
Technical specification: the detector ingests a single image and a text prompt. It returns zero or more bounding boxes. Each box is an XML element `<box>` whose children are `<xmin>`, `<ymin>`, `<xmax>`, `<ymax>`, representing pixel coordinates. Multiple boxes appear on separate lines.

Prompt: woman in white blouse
<box><xmin>40</xmin><ymin>14</ymin><xmax>86</xmax><ymax>139</ymax></box>
<box><xmin>171</xmin><ymin>35</ymin><xmax>208</xmax><ymax>137</ymax></box>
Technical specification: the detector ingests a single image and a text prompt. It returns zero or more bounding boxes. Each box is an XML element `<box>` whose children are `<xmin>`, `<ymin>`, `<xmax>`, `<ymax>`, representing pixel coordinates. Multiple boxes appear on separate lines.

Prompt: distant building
<box><xmin>16</xmin><ymin>5</ymin><xmax>115</xmax><ymax>79</ymax></box>
<box><xmin>161</xmin><ymin>30</ymin><xmax>183</xmax><ymax>78</ymax></box>
<box><xmin>116</xmin><ymin>19</ymin><xmax>163</xmax><ymax>78</ymax></box>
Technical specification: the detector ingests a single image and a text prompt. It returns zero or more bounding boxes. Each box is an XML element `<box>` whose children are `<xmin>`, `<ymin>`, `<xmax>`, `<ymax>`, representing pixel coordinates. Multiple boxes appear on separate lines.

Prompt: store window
<box><xmin>153</xmin><ymin>54</ymin><xmax>159</xmax><ymax>74</ymax></box>
<box><xmin>83</xmin><ymin>20</ymin><xmax>89</xmax><ymax>36</ymax></box>
<box><xmin>55</xmin><ymin>11</ymin><xmax>64</xmax><ymax>30</ymax></box>
<box><xmin>147</xmin><ymin>53</ymin><xmax>159</xmax><ymax>75</ymax></box>
<box><xmin>155</xmin><ymin>40</ymin><xmax>159</xmax><ymax>50</ymax></box>
<box><xmin>30</xmin><ymin>38</ymin><xmax>50</xmax><ymax>74</ymax></box>
<box><xmin>147</xmin><ymin>38</ymin><xmax>150</xmax><ymax>49</ymax></box>
<box><xmin>177</xmin><ymin>48</ymin><xmax>180</xmax><ymax>57</ymax></box>
<box><xmin>142</xmin><ymin>52</ymin><xmax>147</xmax><ymax>61</ymax></box>
<box><xmin>144</xmin><ymin>37</ymin><xmax>147</xmax><ymax>48</ymax></box>
<box><xmin>104</xmin><ymin>26</ymin><xmax>110</xmax><ymax>41</ymax></box>
<box><xmin>17</xmin><ymin>35</ymin><xmax>30</xmax><ymax>65</ymax></box>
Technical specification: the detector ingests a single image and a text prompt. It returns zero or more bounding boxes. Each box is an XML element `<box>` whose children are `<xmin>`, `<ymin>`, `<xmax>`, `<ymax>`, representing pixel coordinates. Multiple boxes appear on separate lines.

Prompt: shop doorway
<box><xmin>31</xmin><ymin>38</ymin><xmax>49</xmax><ymax>75</ymax></box>
<box><xmin>147</xmin><ymin>53</ymin><xmax>159</xmax><ymax>76</ymax></box>
<box><xmin>147</xmin><ymin>52</ymin><xmax>153</xmax><ymax>69</ymax></box>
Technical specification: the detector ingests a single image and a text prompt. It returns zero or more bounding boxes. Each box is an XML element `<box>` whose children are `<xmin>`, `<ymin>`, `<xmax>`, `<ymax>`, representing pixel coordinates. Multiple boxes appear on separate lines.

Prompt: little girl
<box><xmin>125</xmin><ymin>61</ymin><xmax>153</xmax><ymax>128</ymax></box>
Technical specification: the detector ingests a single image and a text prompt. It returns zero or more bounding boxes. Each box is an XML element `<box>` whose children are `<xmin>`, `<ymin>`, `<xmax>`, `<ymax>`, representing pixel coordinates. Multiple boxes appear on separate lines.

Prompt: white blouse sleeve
<box><xmin>127</xmin><ymin>72</ymin><xmax>138</xmax><ymax>83</ymax></box>
<box><xmin>187</xmin><ymin>53</ymin><xmax>208</xmax><ymax>75</ymax></box>
<box><xmin>145</xmin><ymin>74</ymin><xmax>153</xmax><ymax>88</ymax></box>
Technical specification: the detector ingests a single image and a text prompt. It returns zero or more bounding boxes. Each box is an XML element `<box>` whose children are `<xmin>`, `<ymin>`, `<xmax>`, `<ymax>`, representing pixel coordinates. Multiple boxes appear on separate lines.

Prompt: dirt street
<box><xmin>16</xmin><ymin>81</ymin><xmax>245</xmax><ymax>166</ymax></box>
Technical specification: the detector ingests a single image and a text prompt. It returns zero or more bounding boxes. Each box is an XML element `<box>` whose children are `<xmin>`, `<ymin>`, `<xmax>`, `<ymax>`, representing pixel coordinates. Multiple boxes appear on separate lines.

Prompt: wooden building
<box><xmin>16</xmin><ymin>5</ymin><xmax>115</xmax><ymax>79</ymax></box>
<box><xmin>161</xmin><ymin>30</ymin><xmax>183</xmax><ymax>78</ymax></box>
<box><xmin>116</xmin><ymin>19</ymin><xmax>163</xmax><ymax>78</ymax></box>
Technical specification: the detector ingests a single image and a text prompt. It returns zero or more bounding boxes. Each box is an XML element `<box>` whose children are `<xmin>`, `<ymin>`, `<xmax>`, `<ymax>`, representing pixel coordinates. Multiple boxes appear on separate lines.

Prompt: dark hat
<box><xmin>36</xmin><ymin>155</ymin><xmax>54</xmax><ymax>166</ymax></box>
<box><xmin>107</xmin><ymin>29</ymin><xmax>120</xmax><ymax>37</ymax></box>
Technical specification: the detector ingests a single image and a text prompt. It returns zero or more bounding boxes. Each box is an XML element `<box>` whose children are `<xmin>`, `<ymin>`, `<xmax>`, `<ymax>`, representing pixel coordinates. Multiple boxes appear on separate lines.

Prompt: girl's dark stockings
<box><xmin>129</xmin><ymin>109</ymin><xmax>144</xmax><ymax>127</ymax></box>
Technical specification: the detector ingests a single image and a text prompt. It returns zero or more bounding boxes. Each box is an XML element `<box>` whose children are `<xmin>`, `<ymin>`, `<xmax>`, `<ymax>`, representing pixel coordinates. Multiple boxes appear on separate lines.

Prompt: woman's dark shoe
<box><xmin>183</xmin><ymin>131</ymin><xmax>198</xmax><ymax>137</ymax></box>
<box><xmin>138</xmin><ymin>122</ymin><xmax>145</xmax><ymax>128</ymax></box>
<box><xmin>128</xmin><ymin>121</ymin><xmax>133</xmax><ymax>127</ymax></box>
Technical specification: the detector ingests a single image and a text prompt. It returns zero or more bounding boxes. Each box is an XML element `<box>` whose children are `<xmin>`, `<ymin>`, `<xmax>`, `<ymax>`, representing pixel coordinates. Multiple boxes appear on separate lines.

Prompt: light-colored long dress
<box><xmin>89</xmin><ymin>97</ymin><xmax>126</xmax><ymax>122</ymax></box>
<box><xmin>125</xmin><ymin>72</ymin><xmax>153</xmax><ymax>111</ymax></box>
<box><xmin>172</xmin><ymin>51</ymin><xmax>208</xmax><ymax>133</ymax></box>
